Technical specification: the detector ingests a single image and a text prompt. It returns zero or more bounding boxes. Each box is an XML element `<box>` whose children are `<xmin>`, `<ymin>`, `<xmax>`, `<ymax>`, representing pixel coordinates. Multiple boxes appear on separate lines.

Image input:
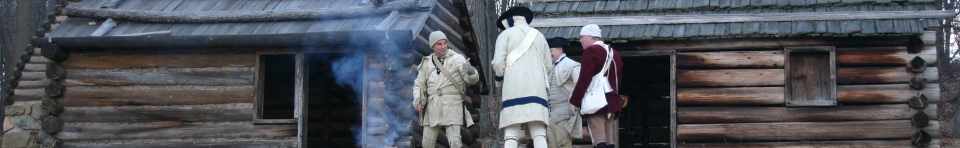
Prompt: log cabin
<box><xmin>506</xmin><ymin>0</ymin><xmax>958</xmax><ymax>147</ymax></box>
<box><xmin>1</xmin><ymin>0</ymin><xmax>480</xmax><ymax>147</ymax></box>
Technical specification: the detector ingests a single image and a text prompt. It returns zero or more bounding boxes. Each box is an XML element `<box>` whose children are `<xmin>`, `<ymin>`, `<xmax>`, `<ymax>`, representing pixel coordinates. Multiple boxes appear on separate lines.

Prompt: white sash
<box><xmin>506</xmin><ymin>29</ymin><xmax>540</xmax><ymax>67</ymax></box>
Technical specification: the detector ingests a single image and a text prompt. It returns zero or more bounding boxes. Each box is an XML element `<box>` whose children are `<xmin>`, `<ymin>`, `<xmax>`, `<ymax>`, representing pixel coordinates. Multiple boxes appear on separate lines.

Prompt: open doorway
<box><xmin>304</xmin><ymin>54</ymin><xmax>360</xmax><ymax>147</ymax></box>
<box><xmin>618</xmin><ymin>55</ymin><xmax>672</xmax><ymax>148</ymax></box>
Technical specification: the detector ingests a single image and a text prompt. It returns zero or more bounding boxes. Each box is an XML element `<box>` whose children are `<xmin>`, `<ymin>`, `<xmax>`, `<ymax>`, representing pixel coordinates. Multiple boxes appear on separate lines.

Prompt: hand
<box><xmin>415</xmin><ymin>105</ymin><xmax>423</xmax><ymax>113</ymax></box>
<box><xmin>462</xmin><ymin>63</ymin><xmax>476</xmax><ymax>75</ymax></box>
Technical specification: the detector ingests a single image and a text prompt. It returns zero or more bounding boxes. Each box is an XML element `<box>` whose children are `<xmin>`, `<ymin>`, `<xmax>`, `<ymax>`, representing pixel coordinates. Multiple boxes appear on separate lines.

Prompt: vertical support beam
<box><xmin>670</xmin><ymin>51</ymin><xmax>678</xmax><ymax>148</ymax></box>
<box><xmin>360</xmin><ymin>53</ymin><xmax>370</xmax><ymax>147</ymax></box>
<box><xmin>295</xmin><ymin>53</ymin><xmax>309</xmax><ymax>148</ymax></box>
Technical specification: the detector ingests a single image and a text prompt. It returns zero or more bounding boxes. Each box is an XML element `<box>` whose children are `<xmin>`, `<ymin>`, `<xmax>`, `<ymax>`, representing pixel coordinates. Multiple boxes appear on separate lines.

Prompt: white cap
<box><xmin>428</xmin><ymin>31</ymin><xmax>447</xmax><ymax>47</ymax></box>
<box><xmin>579</xmin><ymin>24</ymin><xmax>602</xmax><ymax>38</ymax></box>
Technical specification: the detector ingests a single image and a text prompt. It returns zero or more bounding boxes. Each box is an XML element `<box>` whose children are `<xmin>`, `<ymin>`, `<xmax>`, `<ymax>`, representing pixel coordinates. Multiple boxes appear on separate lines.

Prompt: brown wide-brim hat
<box><xmin>497</xmin><ymin>6</ymin><xmax>534</xmax><ymax>30</ymax></box>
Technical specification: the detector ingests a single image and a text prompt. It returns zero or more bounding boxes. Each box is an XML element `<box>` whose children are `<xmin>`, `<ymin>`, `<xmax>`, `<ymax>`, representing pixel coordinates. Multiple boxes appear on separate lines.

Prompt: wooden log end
<box><xmin>46</xmin><ymin>63</ymin><xmax>65</xmax><ymax>80</ymax></box>
<box><xmin>907</xmin><ymin>38</ymin><xmax>924</xmax><ymax>53</ymax></box>
<box><xmin>909</xmin><ymin>77</ymin><xmax>926</xmax><ymax>90</ymax></box>
<box><xmin>920</xmin><ymin>31</ymin><xmax>937</xmax><ymax>45</ymax></box>
<box><xmin>20</xmin><ymin>50</ymin><xmax>34</xmax><ymax>60</ymax></box>
<box><xmin>912</xmin><ymin>131</ymin><xmax>931</xmax><ymax>147</ymax></box>
<box><xmin>44</xmin><ymin>81</ymin><xmax>65</xmax><ymax>98</ymax></box>
<box><xmin>38</xmin><ymin>40</ymin><xmax>68</xmax><ymax>62</ymax></box>
<box><xmin>908</xmin><ymin>94</ymin><xmax>927</xmax><ymax>109</ymax></box>
<box><xmin>908</xmin><ymin>57</ymin><xmax>927</xmax><ymax>73</ymax></box>
<box><xmin>5</xmin><ymin>95</ymin><xmax>15</xmax><ymax>105</ymax></box>
<box><xmin>41</xmin><ymin>115</ymin><xmax>63</xmax><ymax>134</ymax></box>
<box><xmin>42</xmin><ymin>98</ymin><xmax>64</xmax><ymax>115</ymax></box>
<box><xmin>911</xmin><ymin>112</ymin><xmax>929</xmax><ymax>128</ymax></box>
<box><xmin>3</xmin><ymin>75</ymin><xmax>18</xmax><ymax>91</ymax></box>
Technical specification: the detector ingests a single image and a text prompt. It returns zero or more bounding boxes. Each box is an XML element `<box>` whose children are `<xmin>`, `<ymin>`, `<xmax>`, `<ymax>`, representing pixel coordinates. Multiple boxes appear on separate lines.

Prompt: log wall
<box><xmin>57</xmin><ymin>49</ymin><xmax>297</xmax><ymax>148</ymax></box>
<box><xmin>675</xmin><ymin>40</ymin><xmax>941</xmax><ymax>147</ymax></box>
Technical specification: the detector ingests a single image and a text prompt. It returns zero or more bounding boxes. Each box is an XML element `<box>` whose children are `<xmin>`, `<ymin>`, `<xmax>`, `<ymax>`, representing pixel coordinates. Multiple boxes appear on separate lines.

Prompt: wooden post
<box><xmin>670</xmin><ymin>51</ymin><xmax>678</xmax><ymax>148</ymax></box>
<box><xmin>295</xmin><ymin>53</ymin><xmax>309</xmax><ymax>148</ymax></box>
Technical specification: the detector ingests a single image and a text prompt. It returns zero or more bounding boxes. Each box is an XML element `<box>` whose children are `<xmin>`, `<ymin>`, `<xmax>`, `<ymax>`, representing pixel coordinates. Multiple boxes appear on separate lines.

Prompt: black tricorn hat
<box><xmin>497</xmin><ymin>6</ymin><xmax>534</xmax><ymax>30</ymax></box>
<box><xmin>547</xmin><ymin>37</ymin><xmax>567</xmax><ymax>48</ymax></box>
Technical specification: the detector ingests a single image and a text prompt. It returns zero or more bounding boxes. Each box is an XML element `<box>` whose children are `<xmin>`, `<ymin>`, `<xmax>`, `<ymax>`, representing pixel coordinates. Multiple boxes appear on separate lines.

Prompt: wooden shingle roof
<box><xmin>47</xmin><ymin>0</ymin><xmax>451</xmax><ymax>52</ymax></box>
<box><xmin>528</xmin><ymin>0</ymin><xmax>951</xmax><ymax>40</ymax></box>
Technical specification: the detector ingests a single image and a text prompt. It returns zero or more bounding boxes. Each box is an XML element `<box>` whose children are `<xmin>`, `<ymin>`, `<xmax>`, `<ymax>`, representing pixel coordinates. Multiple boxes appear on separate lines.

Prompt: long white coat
<box><xmin>413</xmin><ymin>50</ymin><xmax>479</xmax><ymax>127</ymax></box>
<box><xmin>491</xmin><ymin>21</ymin><xmax>553</xmax><ymax>128</ymax></box>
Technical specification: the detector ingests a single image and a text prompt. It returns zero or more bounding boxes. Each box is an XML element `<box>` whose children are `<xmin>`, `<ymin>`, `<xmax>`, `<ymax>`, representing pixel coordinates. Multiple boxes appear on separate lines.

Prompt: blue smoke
<box><xmin>308</xmin><ymin>31</ymin><xmax>417</xmax><ymax>147</ymax></box>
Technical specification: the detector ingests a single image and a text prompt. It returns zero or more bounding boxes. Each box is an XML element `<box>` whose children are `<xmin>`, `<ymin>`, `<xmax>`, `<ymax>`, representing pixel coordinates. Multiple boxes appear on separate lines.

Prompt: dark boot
<box><xmin>594</xmin><ymin>143</ymin><xmax>608</xmax><ymax>148</ymax></box>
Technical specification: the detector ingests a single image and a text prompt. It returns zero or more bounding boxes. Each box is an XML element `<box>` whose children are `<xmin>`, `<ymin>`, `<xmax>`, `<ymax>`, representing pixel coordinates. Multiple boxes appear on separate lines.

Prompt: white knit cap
<box><xmin>428</xmin><ymin>31</ymin><xmax>448</xmax><ymax>47</ymax></box>
<box><xmin>579</xmin><ymin>24</ymin><xmax>602</xmax><ymax>37</ymax></box>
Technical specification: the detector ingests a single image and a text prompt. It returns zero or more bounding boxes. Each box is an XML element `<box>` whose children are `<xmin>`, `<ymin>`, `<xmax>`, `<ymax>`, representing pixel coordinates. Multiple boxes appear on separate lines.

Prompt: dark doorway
<box><xmin>619</xmin><ymin>55</ymin><xmax>672</xmax><ymax>148</ymax></box>
<box><xmin>305</xmin><ymin>54</ymin><xmax>360</xmax><ymax>147</ymax></box>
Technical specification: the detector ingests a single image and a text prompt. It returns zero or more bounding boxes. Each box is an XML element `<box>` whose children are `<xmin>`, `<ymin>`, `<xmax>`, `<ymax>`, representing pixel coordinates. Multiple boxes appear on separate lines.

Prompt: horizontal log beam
<box><xmin>64</xmin><ymin>138</ymin><xmax>297</xmax><ymax>148</ymax></box>
<box><xmin>677</xmin><ymin>87</ymin><xmax>784</xmax><ymax>106</ymax></box>
<box><xmin>678</xmin><ymin>84</ymin><xmax>940</xmax><ymax>106</ymax></box>
<box><xmin>12</xmin><ymin>88</ymin><xmax>44</xmax><ymax>101</ymax></box>
<box><xmin>625</xmin><ymin>38</ymin><xmax>915</xmax><ymax>51</ymax></box>
<box><xmin>64</xmin><ymin>0</ymin><xmax>427</xmax><ymax>23</ymax></box>
<box><xmin>678</xmin><ymin>139</ymin><xmax>942</xmax><ymax>148</ymax></box>
<box><xmin>65</xmin><ymin>52</ymin><xmax>255</xmax><ymax>69</ymax></box>
<box><xmin>838</xmin><ymin>83</ymin><xmax>941</xmax><ymax>104</ymax></box>
<box><xmin>678</xmin><ymin>69</ymin><xmax>783</xmax><ymax>87</ymax></box>
<box><xmin>50</xmin><ymin>31</ymin><xmax>413</xmax><ymax>51</ymax></box>
<box><xmin>838</xmin><ymin>47</ymin><xmax>937</xmax><ymax>66</ymax></box>
<box><xmin>678</xmin><ymin>120</ymin><xmax>940</xmax><ymax>142</ymax></box>
<box><xmin>66</xmin><ymin>67</ymin><xmax>254</xmax><ymax>86</ymax></box>
<box><xmin>677</xmin><ymin>47</ymin><xmax>937</xmax><ymax>68</ymax></box>
<box><xmin>531</xmin><ymin>10</ymin><xmax>954</xmax><ymax>27</ymax></box>
<box><xmin>678</xmin><ymin>67</ymin><xmax>938</xmax><ymax>87</ymax></box>
<box><xmin>59</xmin><ymin>121</ymin><xmax>296</xmax><ymax>140</ymax></box>
<box><xmin>20</xmin><ymin>72</ymin><xmax>45</xmax><ymax>81</ymax></box>
<box><xmin>677</xmin><ymin>51</ymin><xmax>784</xmax><ymax>68</ymax></box>
<box><xmin>64</xmin><ymin>85</ymin><xmax>253</xmax><ymax>106</ymax></box>
<box><xmin>61</xmin><ymin>103</ymin><xmax>253</xmax><ymax>122</ymax></box>
<box><xmin>838</xmin><ymin>67</ymin><xmax>938</xmax><ymax>85</ymax></box>
<box><xmin>17</xmin><ymin>80</ymin><xmax>49</xmax><ymax>89</ymax></box>
<box><xmin>679</xmin><ymin>104</ymin><xmax>938</xmax><ymax>124</ymax></box>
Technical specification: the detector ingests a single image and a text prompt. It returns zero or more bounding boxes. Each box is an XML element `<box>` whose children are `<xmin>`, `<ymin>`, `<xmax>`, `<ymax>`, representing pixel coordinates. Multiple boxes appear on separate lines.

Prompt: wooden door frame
<box><xmin>292</xmin><ymin>51</ymin><xmax>368</xmax><ymax>148</ymax></box>
<box><xmin>618</xmin><ymin>49</ymin><xmax>677</xmax><ymax>148</ymax></box>
<box><xmin>295</xmin><ymin>53</ymin><xmax>309</xmax><ymax>148</ymax></box>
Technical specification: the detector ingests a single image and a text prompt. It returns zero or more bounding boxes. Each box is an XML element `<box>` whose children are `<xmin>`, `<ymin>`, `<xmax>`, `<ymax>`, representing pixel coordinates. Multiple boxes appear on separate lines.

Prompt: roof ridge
<box><xmin>63</xmin><ymin>0</ymin><xmax>432</xmax><ymax>23</ymax></box>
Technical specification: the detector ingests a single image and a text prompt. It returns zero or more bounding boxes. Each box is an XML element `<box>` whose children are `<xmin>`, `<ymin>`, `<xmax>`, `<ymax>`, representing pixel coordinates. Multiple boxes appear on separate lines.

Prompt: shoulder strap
<box><xmin>595</xmin><ymin>44</ymin><xmax>614</xmax><ymax>78</ymax></box>
<box><xmin>506</xmin><ymin>29</ymin><xmax>540</xmax><ymax>67</ymax></box>
<box><xmin>435</xmin><ymin>54</ymin><xmax>470</xmax><ymax>94</ymax></box>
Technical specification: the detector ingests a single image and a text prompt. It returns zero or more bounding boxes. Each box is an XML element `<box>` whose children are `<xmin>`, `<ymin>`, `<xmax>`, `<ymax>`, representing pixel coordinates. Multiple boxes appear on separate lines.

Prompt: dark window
<box><xmin>785</xmin><ymin>46</ymin><xmax>837</xmax><ymax>107</ymax></box>
<box><xmin>256</xmin><ymin>54</ymin><xmax>296</xmax><ymax>120</ymax></box>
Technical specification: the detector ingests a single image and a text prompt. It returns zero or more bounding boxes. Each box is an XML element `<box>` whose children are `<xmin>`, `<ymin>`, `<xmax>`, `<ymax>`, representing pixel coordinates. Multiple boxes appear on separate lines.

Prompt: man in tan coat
<box><xmin>413</xmin><ymin>31</ymin><xmax>480</xmax><ymax>148</ymax></box>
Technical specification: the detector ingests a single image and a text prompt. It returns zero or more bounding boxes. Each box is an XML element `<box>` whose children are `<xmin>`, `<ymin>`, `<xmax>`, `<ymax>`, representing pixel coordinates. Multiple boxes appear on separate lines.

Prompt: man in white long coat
<box><xmin>413</xmin><ymin>31</ymin><xmax>480</xmax><ymax>148</ymax></box>
<box><xmin>491</xmin><ymin>6</ymin><xmax>553</xmax><ymax>148</ymax></box>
